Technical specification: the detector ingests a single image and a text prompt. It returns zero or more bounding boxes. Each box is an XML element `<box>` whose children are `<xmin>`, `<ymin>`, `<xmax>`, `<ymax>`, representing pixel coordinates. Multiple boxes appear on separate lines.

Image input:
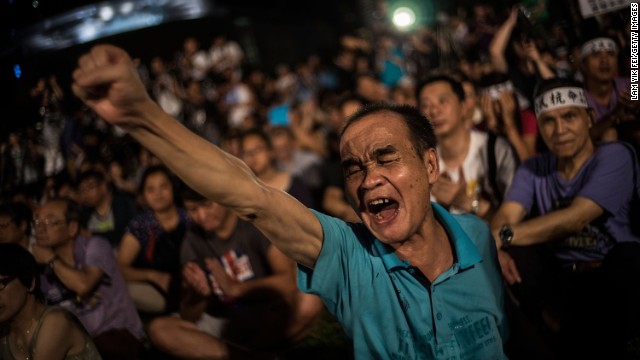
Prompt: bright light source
<box><xmin>392</xmin><ymin>7</ymin><xmax>416</xmax><ymax>29</ymax></box>
<box><xmin>78</xmin><ymin>23</ymin><xmax>98</xmax><ymax>42</ymax></box>
<box><xmin>120</xmin><ymin>2</ymin><xmax>134</xmax><ymax>15</ymax></box>
<box><xmin>99</xmin><ymin>6</ymin><xmax>114</xmax><ymax>21</ymax></box>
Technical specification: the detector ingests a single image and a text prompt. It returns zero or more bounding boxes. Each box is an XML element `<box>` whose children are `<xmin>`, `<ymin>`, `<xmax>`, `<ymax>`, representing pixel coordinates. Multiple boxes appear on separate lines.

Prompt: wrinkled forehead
<box><xmin>340</xmin><ymin>112</ymin><xmax>407</xmax><ymax>157</ymax></box>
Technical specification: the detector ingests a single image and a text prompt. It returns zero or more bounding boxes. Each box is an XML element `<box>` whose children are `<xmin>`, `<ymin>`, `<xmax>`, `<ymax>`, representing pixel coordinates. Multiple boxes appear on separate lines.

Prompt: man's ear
<box><xmin>424</xmin><ymin>148</ymin><xmax>439</xmax><ymax>186</ymax></box>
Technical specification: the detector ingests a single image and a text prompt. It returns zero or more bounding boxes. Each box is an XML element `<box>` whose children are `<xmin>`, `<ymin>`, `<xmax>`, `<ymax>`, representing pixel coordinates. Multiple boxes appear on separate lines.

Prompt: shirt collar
<box><xmin>373</xmin><ymin>202</ymin><xmax>482</xmax><ymax>271</ymax></box>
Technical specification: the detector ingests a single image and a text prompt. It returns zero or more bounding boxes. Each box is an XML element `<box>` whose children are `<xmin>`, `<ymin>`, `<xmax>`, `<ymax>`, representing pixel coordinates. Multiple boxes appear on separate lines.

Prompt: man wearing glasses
<box><xmin>32</xmin><ymin>197</ymin><xmax>144</xmax><ymax>360</ymax></box>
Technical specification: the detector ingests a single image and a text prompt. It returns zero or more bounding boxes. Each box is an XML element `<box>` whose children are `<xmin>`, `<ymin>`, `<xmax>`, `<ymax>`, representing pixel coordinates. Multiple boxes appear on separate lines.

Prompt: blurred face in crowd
<box><xmin>143</xmin><ymin>172</ymin><xmax>175</xmax><ymax>213</ymax></box>
<box><xmin>150</xmin><ymin>57</ymin><xmax>166</xmax><ymax>75</ymax></box>
<box><xmin>341</xmin><ymin>100</ymin><xmax>363</xmax><ymax>122</ymax></box>
<box><xmin>356</xmin><ymin>75</ymin><xmax>388</xmax><ymax>102</ymax></box>
<box><xmin>77</xmin><ymin>177</ymin><xmax>108</xmax><ymax>208</ymax></box>
<box><xmin>34</xmin><ymin>201</ymin><xmax>76</xmax><ymax>249</ymax></box>
<box><xmin>419</xmin><ymin>81</ymin><xmax>468</xmax><ymax>138</ymax></box>
<box><xmin>183</xmin><ymin>37</ymin><xmax>199</xmax><ymax>54</ymax></box>
<box><xmin>537</xmin><ymin>106</ymin><xmax>594</xmax><ymax>160</ymax></box>
<box><xmin>582</xmin><ymin>50</ymin><xmax>618</xmax><ymax>83</ymax></box>
<box><xmin>461</xmin><ymin>80</ymin><xmax>479</xmax><ymax>124</ymax></box>
<box><xmin>0</xmin><ymin>274</ymin><xmax>31</xmax><ymax>323</ymax></box>
<box><xmin>184</xmin><ymin>200</ymin><xmax>233</xmax><ymax>233</ymax></box>
<box><xmin>0</xmin><ymin>216</ymin><xmax>25</xmax><ymax>245</ymax></box>
<box><xmin>270</xmin><ymin>131</ymin><xmax>294</xmax><ymax>164</ymax></box>
<box><xmin>340</xmin><ymin>111</ymin><xmax>438</xmax><ymax>246</ymax></box>
<box><xmin>241</xmin><ymin>134</ymin><xmax>272</xmax><ymax>177</ymax></box>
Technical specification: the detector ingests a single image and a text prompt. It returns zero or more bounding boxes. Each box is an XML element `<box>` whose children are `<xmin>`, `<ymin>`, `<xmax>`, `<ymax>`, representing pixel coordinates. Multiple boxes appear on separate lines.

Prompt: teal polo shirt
<box><xmin>298</xmin><ymin>203</ymin><xmax>508</xmax><ymax>359</ymax></box>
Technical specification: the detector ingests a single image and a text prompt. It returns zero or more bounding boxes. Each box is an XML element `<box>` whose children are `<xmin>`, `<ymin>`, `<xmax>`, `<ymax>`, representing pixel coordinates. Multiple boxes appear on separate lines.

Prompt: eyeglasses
<box><xmin>0</xmin><ymin>276</ymin><xmax>17</xmax><ymax>291</ymax></box>
<box><xmin>32</xmin><ymin>218</ymin><xmax>68</xmax><ymax>229</ymax></box>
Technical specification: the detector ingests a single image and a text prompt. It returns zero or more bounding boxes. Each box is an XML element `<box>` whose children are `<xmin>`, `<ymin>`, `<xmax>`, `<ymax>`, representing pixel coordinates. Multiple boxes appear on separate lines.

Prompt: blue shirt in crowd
<box><xmin>298</xmin><ymin>203</ymin><xmax>508</xmax><ymax>359</ymax></box>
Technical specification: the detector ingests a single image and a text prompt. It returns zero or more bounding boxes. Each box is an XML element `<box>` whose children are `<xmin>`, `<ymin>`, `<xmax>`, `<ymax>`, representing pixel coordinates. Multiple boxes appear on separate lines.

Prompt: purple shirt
<box><xmin>505</xmin><ymin>142</ymin><xmax>640</xmax><ymax>264</ymax></box>
<box><xmin>584</xmin><ymin>77</ymin><xmax>630</xmax><ymax>123</ymax></box>
<box><xmin>39</xmin><ymin>236</ymin><xmax>144</xmax><ymax>339</ymax></box>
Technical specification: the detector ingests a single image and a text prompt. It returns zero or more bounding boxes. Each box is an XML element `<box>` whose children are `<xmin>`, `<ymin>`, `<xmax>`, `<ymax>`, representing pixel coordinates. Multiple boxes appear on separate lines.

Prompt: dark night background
<box><xmin>0</xmin><ymin>0</ymin><xmax>364</xmax><ymax>135</ymax></box>
<box><xmin>0</xmin><ymin>0</ymin><xmax>575</xmax><ymax>136</ymax></box>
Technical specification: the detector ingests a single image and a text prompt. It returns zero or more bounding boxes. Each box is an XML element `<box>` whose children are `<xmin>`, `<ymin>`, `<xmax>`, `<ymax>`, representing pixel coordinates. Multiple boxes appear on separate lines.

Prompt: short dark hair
<box><xmin>0</xmin><ymin>243</ymin><xmax>42</xmax><ymax>300</ymax></box>
<box><xmin>77</xmin><ymin>169</ymin><xmax>107</xmax><ymax>186</ymax></box>
<box><xmin>180</xmin><ymin>184</ymin><xmax>207</xmax><ymax>202</ymax></box>
<box><xmin>0</xmin><ymin>202</ymin><xmax>32</xmax><ymax>236</ymax></box>
<box><xmin>240</xmin><ymin>128</ymin><xmax>273</xmax><ymax>150</ymax></box>
<box><xmin>341</xmin><ymin>103</ymin><xmax>437</xmax><ymax>160</ymax></box>
<box><xmin>533</xmin><ymin>78</ymin><xmax>584</xmax><ymax>99</ymax></box>
<box><xmin>269</xmin><ymin>126</ymin><xmax>295</xmax><ymax>141</ymax></box>
<box><xmin>45</xmin><ymin>197</ymin><xmax>82</xmax><ymax>226</ymax></box>
<box><xmin>416</xmin><ymin>75</ymin><xmax>466</xmax><ymax>102</ymax></box>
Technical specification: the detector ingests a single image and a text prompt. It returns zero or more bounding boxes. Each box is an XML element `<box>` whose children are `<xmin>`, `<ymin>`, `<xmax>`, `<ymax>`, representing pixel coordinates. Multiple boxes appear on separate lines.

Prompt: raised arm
<box><xmin>489</xmin><ymin>8</ymin><xmax>518</xmax><ymax>73</ymax></box>
<box><xmin>72</xmin><ymin>45</ymin><xmax>323</xmax><ymax>268</ymax></box>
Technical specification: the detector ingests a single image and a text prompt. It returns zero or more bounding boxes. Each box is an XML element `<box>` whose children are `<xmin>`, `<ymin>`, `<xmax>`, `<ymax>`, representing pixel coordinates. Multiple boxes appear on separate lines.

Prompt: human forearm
<box><xmin>533</xmin><ymin>59</ymin><xmax>555</xmax><ymax>80</ymax></box>
<box><xmin>503</xmin><ymin>126</ymin><xmax>532</xmax><ymax>161</ymax></box>
<box><xmin>504</xmin><ymin>198</ymin><xmax>603</xmax><ymax>247</ymax></box>
<box><xmin>49</xmin><ymin>258</ymin><xmax>102</xmax><ymax>297</ymax></box>
<box><xmin>127</xmin><ymin>104</ymin><xmax>256</xmax><ymax>207</ymax></box>
<box><xmin>489</xmin><ymin>12</ymin><xmax>516</xmax><ymax>73</ymax></box>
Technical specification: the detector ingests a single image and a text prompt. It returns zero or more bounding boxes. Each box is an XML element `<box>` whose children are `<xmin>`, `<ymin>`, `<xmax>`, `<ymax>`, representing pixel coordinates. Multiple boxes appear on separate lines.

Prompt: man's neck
<box><xmin>556</xmin><ymin>143</ymin><xmax>595</xmax><ymax>180</ymax></box>
<box><xmin>393</xmin><ymin>211</ymin><xmax>453</xmax><ymax>283</ymax></box>
<box><xmin>95</xmin><ymin>193</ymin><xmax>113</xmax><ymax>217</ymax></box>
<box><xmin>439</xmin><ymin>127</ymin><xmax>471</xmax><ymax>166</ymax></box>
<box><xmin>213</xmin><ymin>214</ymin><xmax>239</xmax><ymax>240</ymax></box>
<box><xmin>154</xmin><ymin>206</ymin><xmax>178</xmax><ymax>227</ymax></box>
<box><xmin>585</xmin><ymin>77</ymin><xmax>614</xmax><ymax>104</ymax></box>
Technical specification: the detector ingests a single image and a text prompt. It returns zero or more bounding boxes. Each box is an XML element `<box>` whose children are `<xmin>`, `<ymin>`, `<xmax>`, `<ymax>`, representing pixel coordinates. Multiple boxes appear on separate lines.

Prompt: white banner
<box><xmin>578</xmin><ymin>0</ymin><xmax>630</xmax><ymax>18</ymax></box>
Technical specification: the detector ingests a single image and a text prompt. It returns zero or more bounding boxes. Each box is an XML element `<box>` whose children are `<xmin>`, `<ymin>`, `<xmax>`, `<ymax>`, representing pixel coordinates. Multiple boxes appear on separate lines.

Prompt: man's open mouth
<box><xmin>367</xmin><ymin>198</ymin><xmax>399</xmax><ymax>221</ymax></box>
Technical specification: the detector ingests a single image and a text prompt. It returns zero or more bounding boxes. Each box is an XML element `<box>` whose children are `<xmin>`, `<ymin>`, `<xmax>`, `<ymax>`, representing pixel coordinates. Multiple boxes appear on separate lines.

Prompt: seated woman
<box><xmin>117</xmin><ymin>165</ymin><xmax>190</xmax><ymax>313</ymax></box>
<box><xmin>0</xmin><ymin>243</ymin><xmax>101</xmax><ymax>360</ymax></box>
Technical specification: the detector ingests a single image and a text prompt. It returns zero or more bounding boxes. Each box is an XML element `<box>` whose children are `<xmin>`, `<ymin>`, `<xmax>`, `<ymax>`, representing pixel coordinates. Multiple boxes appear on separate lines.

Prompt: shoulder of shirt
<box><xmin>520</xmin><ymin>151</ymin><xmax>553</xmax><ymax>168</ymax></box>
<box><xmin>595</xmin><ymin>141</ymin><xmax>633</xmax><ymax>157</ymax></box>
<box><xmin>445</xmin><ymin>212</ymin><xmax>493</xmax><ymax>258</ymax></box>
<box><xmin>450</xmin><ymin>212</ymin><xmax>490</xmax><ymax>235</ymax></box>
<box><xmin>86</xmin><ymin>235</ymin><xmax>110</xmax><ymax>246</ymax></box>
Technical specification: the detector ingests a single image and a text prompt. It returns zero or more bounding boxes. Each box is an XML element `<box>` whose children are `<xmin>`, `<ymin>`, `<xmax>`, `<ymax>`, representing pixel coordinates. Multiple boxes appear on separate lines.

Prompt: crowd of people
<box><xmin>1</xmin><ymin>2</ymin><xmax>639</xmax><ymax>359</ymax></box>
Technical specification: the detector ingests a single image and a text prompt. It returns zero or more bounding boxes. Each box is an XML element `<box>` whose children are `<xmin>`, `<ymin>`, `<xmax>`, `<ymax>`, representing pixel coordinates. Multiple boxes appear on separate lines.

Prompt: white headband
<box><xmin>580</xmin><ymin>38</ymin><xmax>617</xmax><ymax>59</ymax></box>
<box><xmin>481</xmin><ymin>81</ymin><xmax>514</xmax><ymax>99</ymax></box>
<box><xmin>534</xmin><ymin>87</ymin><xmax>588</xmax><ymax>117</ymax></box>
